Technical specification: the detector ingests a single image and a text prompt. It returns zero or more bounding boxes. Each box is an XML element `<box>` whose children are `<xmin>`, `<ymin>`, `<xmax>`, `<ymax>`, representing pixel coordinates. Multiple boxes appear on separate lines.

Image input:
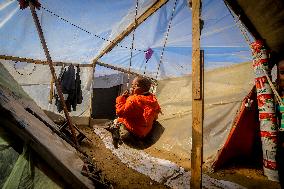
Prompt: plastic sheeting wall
<box><xmin>153</xmin><ymin>62</ymin><xmax>254</xmax><ymax>165</ymax></box>
<box><xmin>0</xmin><ymin>0</ymin><xmax>255</xmax><ymax>166</ymax></box>
<box><xmin>0</xmin><ymin>60</ymin><xmax>93</xmax><ymax>117</ymax></box>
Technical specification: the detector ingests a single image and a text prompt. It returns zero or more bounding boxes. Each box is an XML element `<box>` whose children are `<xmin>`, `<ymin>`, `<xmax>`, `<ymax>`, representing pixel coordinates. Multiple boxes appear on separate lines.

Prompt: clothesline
<box><xmin>0</xmin><ymin>54</ymin><xmax>157</xmax><ymax>82</ymax></box>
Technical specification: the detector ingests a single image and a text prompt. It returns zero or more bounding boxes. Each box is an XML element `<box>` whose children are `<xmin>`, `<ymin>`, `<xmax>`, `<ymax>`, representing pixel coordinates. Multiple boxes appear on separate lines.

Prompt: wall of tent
<box><xmin>0</xmin><ymin>0</ymin><xmax>254</xmax><ymax>165</ymax></box>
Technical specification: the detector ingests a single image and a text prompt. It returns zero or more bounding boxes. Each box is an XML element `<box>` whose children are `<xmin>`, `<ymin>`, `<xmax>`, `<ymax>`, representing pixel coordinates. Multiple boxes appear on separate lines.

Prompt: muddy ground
<box><xmin>79</xmin><ymin>125</ymin><xmax>168</xmax><ymax>189</ymax></box>
<box><xmin>45</xmin><ymin>108</ymin><xmax>280</xmax><ymax>189</ymax></box>
<box><xmin>78</xmin><ymin>124</ymin><xmax>280</xmax><ymax>189</ymax></box>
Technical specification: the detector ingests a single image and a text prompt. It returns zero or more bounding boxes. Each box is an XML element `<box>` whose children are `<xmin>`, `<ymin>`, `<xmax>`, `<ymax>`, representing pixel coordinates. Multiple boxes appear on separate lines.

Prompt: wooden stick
<box><xmin>88</xmin><ymin>63</ymin><xmax>96</xmax><ymax>126</ymax></box>
<box><xmin>0</xmin><ymin>54</ymin><xmax>92</xmax><ymax>67</ymax></box>
<box><xmin>92</xmin><ymin>0</ymin><xmax>169</xmax><ymax>63</ymax></box>
<box><xmin>0</xmin><ymin>54</ymin><xmax>156</xmax><ymax>82</ymax></box>
<box><xmin>191</xmin><ymin>0</ymin><xmax>203</xmax><ymax>188</ymax></box>
<box><xmin>29</xmin><ymin>2</ymin><xmax>78</xmax><ymax>146</ymax></box>
<box><xmin>49</xmin><ymin>77</ymin><xmax>54</xmax><ymax>104</ymax></box>
<box><xmin>96</xmin><ymin>61</ymin><xmax>156</xmax><ymax>81</ymax></box>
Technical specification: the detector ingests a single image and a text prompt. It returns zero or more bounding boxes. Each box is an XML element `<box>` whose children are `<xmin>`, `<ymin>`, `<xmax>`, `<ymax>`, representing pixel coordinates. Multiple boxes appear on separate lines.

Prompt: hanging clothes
<box><xmin>55</xmin><ymin>66</ymin><xmax>66</xmax><ymax>113</ymax></box>
<box><xmin>72</xmin><ymin>66</ymin><xmax>83</xmax><ymax>111</ymax></box>
<box><xmin>61</xmin><ymin>65</ymin><xmax>75</xmax><ymax>111</ymax></box>
<box><xmin>61</xmin><ymin>65</ymin><xmax>76</xmax><ymax>94</ymax></box>
<box><xmin>55</xmin><ymin>65</ymin><xmax>83</xmax><ymax>112</ymax></box>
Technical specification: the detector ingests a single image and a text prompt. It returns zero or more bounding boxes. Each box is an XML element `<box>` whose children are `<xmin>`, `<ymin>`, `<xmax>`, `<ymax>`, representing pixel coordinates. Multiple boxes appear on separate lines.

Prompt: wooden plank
<box><xmin>0</xmin><ymin>89</ymin><xmax>94</xmax><ymax>189</ymax></box>
<box><xmin>92</xmin><ymin>0</ymin><xmax>169</xmax><ymax>63</ymax></box>
<box><xmin>29</xmin><ymin>2</ymin><xmax>78</xmax><ymax>146</ymax></box>
<box><xmin>191</xmin><ymin>0</ymin><xmax>204</xmax><ymax>188</ymax></box>
<box><xmin>89</xmin><ymin>63</ymin><xmax>96</xmax><ymax>126</ymax></box>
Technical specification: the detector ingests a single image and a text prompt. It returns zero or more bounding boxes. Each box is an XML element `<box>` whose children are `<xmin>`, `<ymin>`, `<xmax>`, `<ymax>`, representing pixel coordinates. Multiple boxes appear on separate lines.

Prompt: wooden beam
<box><xmin>0</xmin><ymin>54</ymin><xmax>157</xmax><ymax>82</ymax></box>
<box><xmin>96</xmin><ymin>61</ymin><xmax>156</xmax><ymax>81</ymax></box>
<box><xmin>191</xmin><ymin>0</ymin><xmax>204</xmax><ymax>188</ymax></box>
<box><xmin>0</xmin><ymin>55</ymin><xmax>92</xmax><ymax>67</ymax></box>
<box><xmin>92</xmin><ymin>0</ymin><xmax>169</xmax><ymax>63</ymax></box>
<box><xmin>29</xmin><ymin>2</ymin><xmax>78</xmax><ymax>146</ymax></box>
<box><xmin>0</xmin><ymin>90</ymin><xmax>94</xmax><ymax>189</ymax></box>
<box><xmin>88</xmin><ymin>63</ymin><xmax>96</xmax><ymax>126</ymax></box>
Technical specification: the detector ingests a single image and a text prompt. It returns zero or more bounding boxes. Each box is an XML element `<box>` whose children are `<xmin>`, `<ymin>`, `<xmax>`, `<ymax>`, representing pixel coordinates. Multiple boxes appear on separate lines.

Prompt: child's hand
<box><xmin>129</xmin><ymin>88</ymin><xmax>134</xmax><ymax>95</ymax></box>
<box><xmin>122</xmin><ymin>90</ymin><xmax>130</xmax><ymax>97</ymax></box>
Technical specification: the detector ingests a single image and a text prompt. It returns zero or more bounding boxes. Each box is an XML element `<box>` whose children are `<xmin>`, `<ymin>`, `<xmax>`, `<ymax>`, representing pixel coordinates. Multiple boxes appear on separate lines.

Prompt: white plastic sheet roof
<box><xmin>0</xmin><ymin>0</ymin><xmax>252</xmax><ymax>79</ymax></box>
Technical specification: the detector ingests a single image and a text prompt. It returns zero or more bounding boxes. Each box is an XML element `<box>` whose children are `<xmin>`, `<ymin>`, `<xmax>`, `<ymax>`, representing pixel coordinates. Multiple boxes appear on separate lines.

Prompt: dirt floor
<box><xmin>143</xmin><ymin>146</ymin><xmax>281</xmax><ymax>189</ymax></box>
<box><xmin>79</xmin><ymin>125</ymin><xmax>169</xmax><ymax>189</ymax></box>
<box><xmin>78</xmin><ymin>123</ymin><xmax>280</xmax><ymax>189</ymax></box>
<box><xmin>46</xmin><ymin>110</ymin><xmax>280</xmax><ymax>189</ymax></box>
<box><xmin>207</xmin><ymin>167</ymin><xmax>280</xmax><ymax>189</ymax></box>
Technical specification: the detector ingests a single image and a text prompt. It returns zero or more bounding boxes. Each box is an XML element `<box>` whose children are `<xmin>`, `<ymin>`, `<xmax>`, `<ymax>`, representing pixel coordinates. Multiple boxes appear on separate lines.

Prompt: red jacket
<box><xmin>116</xmin><ymin>93</ymin><xmax>161</xmax><ymax>138</ymax></box>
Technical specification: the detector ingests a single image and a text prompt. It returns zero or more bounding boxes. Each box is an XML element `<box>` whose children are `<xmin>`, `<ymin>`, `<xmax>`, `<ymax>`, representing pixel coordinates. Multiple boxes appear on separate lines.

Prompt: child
<box><xmin>109</xmin><ymin>76</ymin><xmax>161</xmax><ymax>148</ymax></box>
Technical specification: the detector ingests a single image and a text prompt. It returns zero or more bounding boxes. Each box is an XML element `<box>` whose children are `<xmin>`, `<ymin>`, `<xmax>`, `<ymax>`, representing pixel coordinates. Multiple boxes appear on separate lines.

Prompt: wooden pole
<box><xmin>29</xmin><ymin>2</ymin><xmax>78</xmax><ymax>146</ymax></box>
<box><xmin>88</xmin><ymin>63</ymin><xmax>96</xmax><ymax>126</ymax></box>
<box><xmin>191</xmin><ymin>0</ymin><xmax>203</xmax><ymax>188</ymax></box>
<box><xmin>0</xmin><ymin>54</ymin><xmax>156</xmax><ymax>82</ymax></box>
<box><xmin>49</xmin><ymin>77</ymin><xmax>54</xmax><ymax>104</ymax></box>
<box><xmin>97</xmin><ymin>61</ymin><xmax>156</xmax><ymax>82</ymax></box>
<box><xmin>92</xmin><ymin>0</ymin><xmax>169</xmax><ymax>63</ymax></box>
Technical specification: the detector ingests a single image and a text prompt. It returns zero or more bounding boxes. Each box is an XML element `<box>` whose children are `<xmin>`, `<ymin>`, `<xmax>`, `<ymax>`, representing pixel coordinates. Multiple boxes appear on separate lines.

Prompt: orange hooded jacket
<box><xmin>116</xmin><ymin>93</ymin><xmax>161</xmax><ymax>138</ymax></box>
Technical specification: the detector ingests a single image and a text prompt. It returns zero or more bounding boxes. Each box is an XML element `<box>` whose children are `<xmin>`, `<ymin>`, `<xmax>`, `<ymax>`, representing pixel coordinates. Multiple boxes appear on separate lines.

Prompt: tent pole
<box><xmin>92</xmin><ymin>0</ymin><xmax>169</xmax><ymax>63</ymax></box>
<box><xmin>89</xmin><ymin>62</ymin><xmax>96</xmax><ymax>126</ymax></box>
<box><xmin>29</xmin><ymin>2</ymin><xmax>78</xmax><ymax>146</ymax></box>
<box><xmin>191</xmin><ymin>0</ymin><xmax>203</xmax><ymax>188</ymax></box>
<box><xmin>0</xmin><ymin>54</ymin><xmax>156</xmax><ymax>81</ymax></box>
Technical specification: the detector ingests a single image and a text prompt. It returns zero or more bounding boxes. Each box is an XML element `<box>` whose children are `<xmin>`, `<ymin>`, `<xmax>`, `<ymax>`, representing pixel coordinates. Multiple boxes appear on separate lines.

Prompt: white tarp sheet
<box><xmin>0</xmin><ymin>0</ymin><xmax>254</xmax><ymax>173</ymax></box>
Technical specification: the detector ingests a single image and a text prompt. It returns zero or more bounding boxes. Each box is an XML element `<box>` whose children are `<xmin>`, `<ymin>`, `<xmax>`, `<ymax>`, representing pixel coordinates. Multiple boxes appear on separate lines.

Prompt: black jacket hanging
<box><xmin>61</xmin><ymin>65</ymin><xmax>76</xmax><ymax>94</ymax></box>
<box><xmin>75</xmin><ymin>65</ymin><xmax>83</xmax><ymax>105</ymax></box>
<box><xmin>71</xmin><ymin>66</ymin><xmax>83</xmax><ymax>111</ymax></box>
<box><xmin>55</xmin><ymin>65</ymin><xmax>83</xmax><ymax>112</ymax></box>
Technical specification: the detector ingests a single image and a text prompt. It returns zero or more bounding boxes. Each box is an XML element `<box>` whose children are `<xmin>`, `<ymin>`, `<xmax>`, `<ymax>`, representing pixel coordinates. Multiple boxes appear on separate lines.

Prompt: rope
<box><xmin>223</xmin><ymin>2</ymin><xmax>284</xmax><ymax>106</ymax></box>
<box><xmin>223</xmin><ymin>0</ymin><xmax>251</xmax><ymax>46</ymax></box>
<box><xmin>13</xmin><ymin>61</ymin><xmax>36</xmax><ymax>76</ymax></box>
<box><xmin>143</xmin><ymin>58</ymin><xmax>148</xmax><ymax>75</ymax></box>
<box><xmin>127</xmin><ymin>0</ymin><xmax>139</xmax><ymax>87</ymax></box>
<box><xmin>155</xmin><ymin>0</ymin><xmax>178</xmax><ymax>79</ymax></box>
<box><xmin>222</xmin><ymin>1</ymin><xmax>284</xmax><ymax>118</ymax></box>
<box><xmin>260</xmin><ymin>67</ymin><xmax>283</xmax><ymax>106</ymax></box>
<box><xmin>41</xmin><ymin>5</ymin><xmax>143</xmax><ymax>53</ymax></box>
<box><xmin>223</xmin><ymin>2</ymin><xmax>284</xmax><ymax>105</ymax></box>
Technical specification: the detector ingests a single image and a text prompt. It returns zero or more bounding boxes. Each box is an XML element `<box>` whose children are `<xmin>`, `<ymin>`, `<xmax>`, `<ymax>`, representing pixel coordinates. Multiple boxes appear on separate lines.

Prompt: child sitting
<box><xmin>109</xmin><ymin>76</ymin><xmax>161</xmax><ymax>148</ymax></box>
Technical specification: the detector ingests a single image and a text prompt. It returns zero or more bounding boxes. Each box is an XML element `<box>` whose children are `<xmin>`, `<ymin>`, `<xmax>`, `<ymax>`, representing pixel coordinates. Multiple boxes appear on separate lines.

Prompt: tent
<box><xmin>0</xmin><ymin>63</ymin><xmax>96</xmax><ymax>188</ymax></box>
<box><xmin>0</xmin><ymin>0</ymin><xmax>283</xmax><ymax>187</ymax></box>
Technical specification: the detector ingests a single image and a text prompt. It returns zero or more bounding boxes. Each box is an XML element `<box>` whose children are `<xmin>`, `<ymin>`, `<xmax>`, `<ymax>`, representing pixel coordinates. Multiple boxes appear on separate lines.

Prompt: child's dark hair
<box><xmin>136</xmin><ymin>76</ymin><xmax>152</xmax><ymax>92</ymax></box>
